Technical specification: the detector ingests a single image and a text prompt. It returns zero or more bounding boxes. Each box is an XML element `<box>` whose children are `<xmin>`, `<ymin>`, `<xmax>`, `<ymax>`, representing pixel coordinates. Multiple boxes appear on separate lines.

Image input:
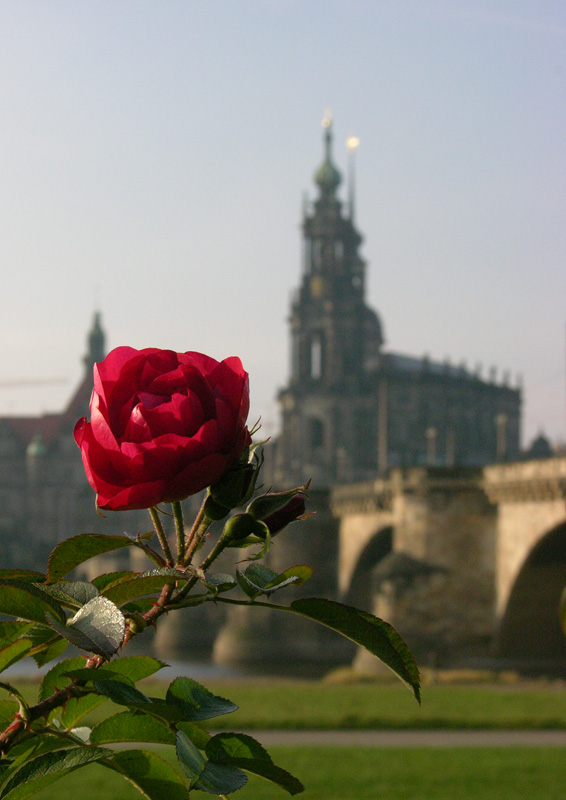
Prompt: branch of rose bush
<box><xmin>149</xmin><ymin>507</ymin><xmax>174</xmax><ymax>566</ymax></box>
<box><xmin>0</xmin><ymin>656</ymin><xmax>103</xmax><ymax>755</ymax></box>
<box><xmin>171</xmin><ymin>501</ymin><xmax>186</xmax><ymax>564</ymax></box>
<box><xmin>182</xmin><ymin>500</ymin><xmax>212</xmax><ymax>567</ymax></box>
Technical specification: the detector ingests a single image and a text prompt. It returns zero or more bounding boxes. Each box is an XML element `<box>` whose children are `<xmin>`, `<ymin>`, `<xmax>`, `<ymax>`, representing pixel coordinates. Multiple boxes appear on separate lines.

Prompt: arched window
<box><xmin>309</xmin><ymin>418</ymin><xmax>324</xmax><ymax>449</ymax></box>
<box><xmin>311</xmin><ymin>334</ymin><xmax>323</xmax><ymax>380</ymax></box>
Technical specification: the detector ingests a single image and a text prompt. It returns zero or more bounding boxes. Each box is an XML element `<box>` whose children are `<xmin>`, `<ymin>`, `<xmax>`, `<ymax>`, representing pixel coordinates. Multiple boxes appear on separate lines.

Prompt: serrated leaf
<box><xmin>101</xmin><ymin>570</ymin><xmax>188</xmax><ymax>606</ymax></box>
<box><xmin>0</xmin><ymin>746</ymin><xmax>110</xmax><ymax>799</ymax></box>
<box><xmin>62</xmin><ymin>668</ymin><xmax>133</xmax><ymax>684</ymax></box>
<box><xmin>263</xmin><ymin>565</ymin><xmax>313</xmax><ymax>591</ymax></box>
<box><xmin>236</xmin><ymin>569</ymin><xmax>260</xmax><ymax>598</ymax></box>
<box><xmin>90</xmin><ymin>711</ymin><xmax>174</xmax><ymax>745</ymax></box>
<box><xmin>166</xmin><ymin>593</ymin><xmax>211</xmax><ymax>610</ymax></box>
<box><xmin>291</xmin><ymin>598</ymin><xmax>421</xmax><ymax>702</ymax></box>
<box><xmin>0</xmin><ymin>621</ymin><xmax>34</xmax><ymax>647</ymax></box>
<box><xmin>206</xmin><ymin>733</ymin><xmax>304</xmax><ymax>795</ymax></box>
<box><xmin>166</xmin><ymin>677</ymin><xmax>238</xmax><ymax>721</ymax></box>
<box><xmin>202</xmin><ymin>573</ymin><xmax>237</xmax><ymax>592</ymax></box>
<box><xmin>39</xmin><ymin>657</ymin><xmax>87</xmax><ymax>702</ymax></box>
<box><xmin>60</xmin><ymin>658</ymin><xmax>168</xmax><ymax>729</ymax></box>
<box><xmin>0</xmin><ymin>639</ymin><xmax>33</xmax><ymax>674</ymax></box>
<box><xmin>0</xmin><ymin>570</ymin><xmax>45</xmax><ymax>583</ymax></box>
<box><xmin>176</xmin><ymin>731</ymin><xmax>247</xmax><ymax>794</ymax></box>
<box><xmin>90</xmin><ymin>711</ymin><xmax>175</xmax><ymax>744</ymax></box>
<box><xmin>60</xmin><ymin>694</ymin><xmax>107</xmax><ymax>730</ymax></box>
<box><xmin>0</xmin><ymin>681</ymin><xmax>27</xmax><ymax>708</ymax></box>
<box><xmin>237</xmin><ymin>564</ymin><xmax>303</xmax><ymax>598</ymax></box>
<box><xmin>102</xmin><ymin>749</ymin><xmax>189</xmax><ymax>800</ymax></box>
<box><xmin>42</xmin><ymin>582</ymin><xmax>100</xmax><ymax>608</ymax></box>
<box><xmin>32</xmin><ymin>636</ymin><xmax>68</xmax><ymax>668</ymax></box>
<box><xmin>47</xmin><ymin>534</ymin><xmax>139</xmax><ymax>583</ymax></box>
<box><xmin>245</xmin><ymin>564</ymin><xmax>278</xmax><ymax>587</ymax></box>
<box><xmin>0</xmin><ymin>700</ymin><xmax>18</xmax><ymax>729</ymax></box>
<box><xmin>227</xmin><ymin>758</ymin><xmax>304</xmax><ymax>795</ymax></box>
<box><xmin>0</xmin><ymin>581</ymin><xmax>65</xmax><ymax>625</ymax></box>
<box><xmin>206</xmin><ymin>732</ymin><xmax>269</xmax><ymax>762</ymax></box>
<box><xmin>46</xmin><ymin>596</ymin><xmax>125</xmax><ymax>659</ymax></box>
<box><xmin>91</xmin><ymin>571</ymin><xmax>136</xmax><ymax>591</ymax></box>
<box><xmin>92</xmin><ymin>680</ymin><xmax>151</xmax><ymax>706</ymax></box>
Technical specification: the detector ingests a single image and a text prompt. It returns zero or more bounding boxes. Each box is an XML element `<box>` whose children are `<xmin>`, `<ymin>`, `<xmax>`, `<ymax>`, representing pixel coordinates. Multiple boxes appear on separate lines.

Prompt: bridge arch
<box><xmin>497</xmin><ymin>521</ymin><xmax>566</xmax><ymax>671</ymax></box>
<box><xmin>343</xmin><ymin>526</ymin><xmax>393</xmax><ymax>611</ymax></box>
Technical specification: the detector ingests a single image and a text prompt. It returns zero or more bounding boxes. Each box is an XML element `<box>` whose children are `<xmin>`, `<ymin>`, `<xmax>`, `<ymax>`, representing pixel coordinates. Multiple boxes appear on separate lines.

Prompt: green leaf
<box><xmin>236</xmin><ymin>569</ymin><xmax>263</xmax><ymax>599</ymax></box>
<box><xmin>90</xmin><ymin>711</ymin><xmax>174</xmax><ymax>745</ymax></box>
<box><xmin>60</xmin><ymin>694</ymin><xmax>107</xmax><ymax>730</ymax></box>
<box><xmin>92</xmin><ymin>680</ymin><xmax>151</xmax><ymax>706</ymax></box>
<box><xmin>166</xmin><ymin>677</ymin><xmax>238</xmax><ymax>721</ymax></box>
<box><xmin>0</xmin><ymin>701</ymin><xmax>18</xmax><ymax>729</ymax></box>
<box><xmin>0</xmin><ymin>622</ymin><xmax>34</xmax><ymax>647</ymax></box>
<box><xmin>46</xmin><ymin>596</ymin><xmax>125</xmax><ymax>659</ymax></box>
<box><xmin>237</xmin><ymin>564</ymin><xmax>307</xmax><ymax>599</ymax></box>
<box><xmin>103</xmin><ymin>749</ymin><xmax>189</xmax><ymax>800</ymax></box>
<box><xmin>42</xmin><ymin>582</ymin><xmax>100</xmax><ymax>608</ymax></box>
<box><xmin>227</xmin><ymin>758</ymin><xmax>304</xmax><ymax>795</ymax></box>
<box><xmin>47</xmin><ymin>534</ymin><xmax>139</xmax><ymax>583</ymax></box>
<box><xmin>202</xmin><ymin>573</ymin><xmax>237</xmax><ymax>593</ymax></box>
<box><xmin>206</xmin><ymin>732</ymin><xmax>269</xmax><ymax>761</ymax></box>
<box><xmin>0</xmin><ymin>570</ymin><xmax>45</xmax><ymax>583</ymax></box>
<box><xmin>206</xmin><ymin>733</ymin><xmax>304</xmax><ymax>795</ymax></box>
<box><xmin>0</xmin><ymin>639</ymin><xmax>33</xmax><ymax>674</ymax></box>
<box><xmin>101</xmin><ymin>570</ymin><xmax>188</xmax><ymax>606</ymax></box>
<box><xmin>100</xmin><ymin>655</ymin><xmax>167</xmax><ymax>683</ymax></box>
<box><xmin>32</xmin><ymin>636</ymin><xmax>68</xmax><ymax>668</ymax></box>
<box><xmin>39</xmin><ymin>657</ymin><xmax>87</xmax><ymax>702</ymax></box>
<box><xmin>291</xmin><ymin>598</ymin><xmax>421</xmax><ymax>702</ymax></box>
<box><xmin>263</xmin><ymin>565</ymin><xmax>313</xmax><ymax>591</ymax></box>
<box><xmin>0</xmin><ymin>746</ymin><xmax>109</xmax><ymax>800</ymax></box>
<box><xmin>176</xmin><ymin>731</ymin><xmax>247</xmax><ymax>795</ymax></box>
<box><xmin>0</xmin><ymin>582</ymin><xmax>65</xmax><ymax>625</ymax></box>
<box><xmin>60</xmin><ymin>659</ymin><xmax>167</xmax><ymax>729</ymax></box>
<box><xmin>91</xmin><ymin>571</ymin><xmax>136</xmax><ymax>591</ymax></box>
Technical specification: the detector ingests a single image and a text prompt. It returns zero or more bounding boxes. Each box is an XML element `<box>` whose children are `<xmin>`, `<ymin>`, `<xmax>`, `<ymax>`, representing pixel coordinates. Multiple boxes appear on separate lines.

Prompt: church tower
<box><xmin>273</xmin><ymin>117</ymin><xmax>384</xmax><ymax>487</ymax></box>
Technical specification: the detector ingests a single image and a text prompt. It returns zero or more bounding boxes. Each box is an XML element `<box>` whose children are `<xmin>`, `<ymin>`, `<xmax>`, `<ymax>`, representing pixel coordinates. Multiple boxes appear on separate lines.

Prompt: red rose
<box><xmin>74</xmin><ymin>347</ymin><xmax>251</xmax><ymax>511</ymax></box>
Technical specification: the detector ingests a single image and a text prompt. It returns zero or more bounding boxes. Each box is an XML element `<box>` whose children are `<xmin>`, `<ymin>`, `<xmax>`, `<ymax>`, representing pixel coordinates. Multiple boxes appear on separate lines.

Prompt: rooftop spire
<box><xmin>83</xmin><ymin>311</ymin><xmax>106</xmax><ymax>370</ymax></box>
<box><xmin>314</xmin><ymin>112</ymin><xmax>342</xmax><ymax>196</ymax></box>
<box><xmin>346</xmin><ymin>135</ymin><xmax>360</xmax><ymax>222</ymax></box>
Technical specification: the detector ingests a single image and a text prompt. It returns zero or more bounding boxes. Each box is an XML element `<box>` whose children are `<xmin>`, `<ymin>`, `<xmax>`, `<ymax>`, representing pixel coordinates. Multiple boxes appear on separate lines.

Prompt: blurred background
<box><xmin>0</xmin><ymin>0</ymin><xmax>565</xmax><ymax>448</ymax></box>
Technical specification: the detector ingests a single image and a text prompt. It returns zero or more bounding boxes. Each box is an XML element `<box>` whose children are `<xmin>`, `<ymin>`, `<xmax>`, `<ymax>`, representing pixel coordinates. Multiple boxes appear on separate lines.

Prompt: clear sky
<box><xmin>1</xmin><ymin>1</ymin><xmax>565</xmax><ymax>447</ymax></box>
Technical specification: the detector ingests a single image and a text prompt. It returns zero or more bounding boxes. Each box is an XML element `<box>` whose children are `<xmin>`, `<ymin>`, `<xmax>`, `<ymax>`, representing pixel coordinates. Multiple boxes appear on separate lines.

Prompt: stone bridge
<box><xmin>331</xmin><ymin>457</ymin><xmax>566</xmax><ymax>673</ymax></box>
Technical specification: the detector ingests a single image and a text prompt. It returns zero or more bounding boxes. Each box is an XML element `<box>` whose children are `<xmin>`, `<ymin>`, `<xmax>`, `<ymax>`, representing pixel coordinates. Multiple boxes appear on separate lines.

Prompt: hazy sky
<box><xmin>1</xmin><ymin>1</ymin><xmax>565</xmax><ymax>446</ymax></box>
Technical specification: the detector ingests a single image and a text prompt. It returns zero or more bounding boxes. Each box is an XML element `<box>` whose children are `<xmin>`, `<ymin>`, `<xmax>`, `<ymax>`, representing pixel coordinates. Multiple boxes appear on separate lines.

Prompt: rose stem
<box><xmin>174</xmin><ymin>526</ymin><xmax>229</xmax><ymax>604</ymax></box>
<box><xmin>148</xmin><ymin>507</ymin><xmax>174</xmax><ymax>566</ymax></box>
<box><xmin>171</xmin><ymin>501</ymin><xmax>185</xmax><ymax>564</ymax></box>
<box><xmin>182</xmin><ymin>500</ymin><xmax>208</xmax><ymax>566</ymax></box>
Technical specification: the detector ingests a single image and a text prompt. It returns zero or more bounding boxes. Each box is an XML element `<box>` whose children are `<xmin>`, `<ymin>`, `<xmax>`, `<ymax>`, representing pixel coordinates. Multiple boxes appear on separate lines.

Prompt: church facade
<box><xmin>269</xmin><ymin>121</ymin><xmax>521</xmax><ymax>489</ymax></box>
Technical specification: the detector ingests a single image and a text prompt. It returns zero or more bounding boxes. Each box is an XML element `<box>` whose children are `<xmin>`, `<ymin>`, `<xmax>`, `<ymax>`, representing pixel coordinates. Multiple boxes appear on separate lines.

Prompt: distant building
<box><xmin>0</xmin><ymin>314</ymin><xmax>146</xmax><ymax>571</ymax></box>
<box><xmin>268</xmin><ymin>120</ymin><xmax>521</xmax><ymax>488</ymax></box>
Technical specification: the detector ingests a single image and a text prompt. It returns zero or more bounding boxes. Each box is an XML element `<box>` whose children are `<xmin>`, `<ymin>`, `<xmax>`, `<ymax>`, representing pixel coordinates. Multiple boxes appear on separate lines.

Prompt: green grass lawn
<box><xmin>26</xmin><ymin>747</ymin><xmax>566</xmax><ymax>800</ymax></box>
<box><xmin>9</xmin><ymin>677</ymin><xmax>566</xmax><ymax>729</ymax></box>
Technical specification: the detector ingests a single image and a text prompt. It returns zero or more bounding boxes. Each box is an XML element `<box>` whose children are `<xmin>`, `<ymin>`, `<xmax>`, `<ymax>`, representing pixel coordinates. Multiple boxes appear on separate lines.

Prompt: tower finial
<box><xmin>346</xmin><ymin>135</ymin><xmax>360</xmax><ymax>221</ymax></box>
<box><xmin>314</xmin><ymin>111</ymin><xmax>341</xmax><ymax>196</ymax></box>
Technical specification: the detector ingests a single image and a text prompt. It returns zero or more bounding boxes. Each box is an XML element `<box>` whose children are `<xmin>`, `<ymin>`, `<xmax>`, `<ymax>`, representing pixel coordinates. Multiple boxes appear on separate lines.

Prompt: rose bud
<box><xmin>222</xmin><ymin>513</ymin><xmax>270</xmax><ymax>542</ymax></box>
<box><xmin>209</xmin><ymin>460</ymin><xmax>258</xmax><ymax>512</ymax></box>
<box><xmin>261</xmin><ymin>493</ymin><xmax>307</xmax><ymax>536</ymax></box>
<box><xmin>246</xmin><ymin>481</ymin><xmax>310</xmax><ymax>526</ymax></box>
<box><xmin>74</xmin><ymin>347</ymin><xmax>251</xmax><ymax>511</ymax></box>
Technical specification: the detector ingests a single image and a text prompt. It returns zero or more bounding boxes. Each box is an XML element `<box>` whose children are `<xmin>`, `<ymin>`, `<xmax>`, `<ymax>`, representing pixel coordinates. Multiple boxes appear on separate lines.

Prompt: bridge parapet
<box><xmin>483</xmin><ymin>457</ymin><xmax>566</xmax><ymax>503</ymax></box>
